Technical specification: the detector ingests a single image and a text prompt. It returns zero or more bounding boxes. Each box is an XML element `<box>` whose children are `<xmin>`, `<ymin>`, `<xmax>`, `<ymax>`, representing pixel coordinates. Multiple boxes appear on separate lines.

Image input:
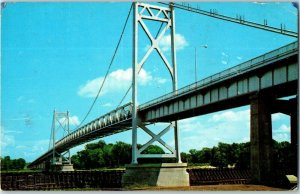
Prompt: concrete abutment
<box><xmin>121</xmin><ymin>163</ymin><xmax>189</xmax><ymax>188</ymax></box>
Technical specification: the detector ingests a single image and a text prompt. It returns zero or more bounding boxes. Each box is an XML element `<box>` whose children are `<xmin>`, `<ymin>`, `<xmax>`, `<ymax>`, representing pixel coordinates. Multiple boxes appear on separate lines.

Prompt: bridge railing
<box><xmin>55</xmin><ymin>102</ymin><xmax>133</xmax><ymax>149</ymax></box>
<box><xmin>28</xmin><ymin>103</ymin><xmax>133</xmax><ymax>169</ymax></box>
<box><xmin>139</xmin><ymin>41</ymin><xmax>298</xmax><ymax>110</ymax></box>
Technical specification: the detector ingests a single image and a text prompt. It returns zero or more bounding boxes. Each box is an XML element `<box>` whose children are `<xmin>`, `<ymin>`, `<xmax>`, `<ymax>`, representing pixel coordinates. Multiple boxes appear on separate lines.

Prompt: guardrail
<box><xmin>29</xmin><ymin>103</ymin><xmax>133</xmax><ymax>169</ymax></box>
<box><xmin>55</xmin><ymin>102</ymin><xmax>133</xmax><ymax>148</ymax></box>
<box><xmin>139</xmin><ymin>41</ymin><xmax>298</xmax><ymax>110</ymax></box>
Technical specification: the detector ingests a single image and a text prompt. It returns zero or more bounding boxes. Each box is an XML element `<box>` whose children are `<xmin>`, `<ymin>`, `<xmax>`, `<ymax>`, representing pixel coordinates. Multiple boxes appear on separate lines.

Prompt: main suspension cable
<box><xmin>75</xmin><ymin>3</ymin><xmax>133</xmax><ymax>130</ymax></box>
<box><xmin>161</xmin><ymin>2</ymin><xmax>297</xmax><ymax>38</ymax></box>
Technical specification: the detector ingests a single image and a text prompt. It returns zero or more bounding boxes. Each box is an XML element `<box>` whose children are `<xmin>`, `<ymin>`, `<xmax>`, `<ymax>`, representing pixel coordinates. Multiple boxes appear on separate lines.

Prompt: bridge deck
<box><xmin>28</xmin><ymin>41</ymin><xmax>298</xmax><ymax>169</ymax></box>
<box><xmin>139</xmin><ymin>41</ymin><xmax>298</xmax><ymax>122</ymax></box>
<box><xmin>28</xmin><ymin>103</ymin><xmax>133</xmax><ymax>168</ymax></box>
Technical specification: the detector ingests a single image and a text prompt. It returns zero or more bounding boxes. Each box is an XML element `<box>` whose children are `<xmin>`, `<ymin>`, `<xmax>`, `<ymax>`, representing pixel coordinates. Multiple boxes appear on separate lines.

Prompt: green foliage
<box><xmin>72</xmin><ymin>140</ymin><xmax>132</xmax><ymax>169</ymax></box>
<box><xmin>70</xmin><ymin>139</ymin><xmax>296</xmax><ymax>170</ymax></box>
<box><xmin>1</xmin><ymin>156</ymin><xmax>26</xmax><ymax>170</ymax></box>
<box><xmin>184</xmin><ymin>142</ymin><xmax>250</xmax><ymax>168</ymax></box>
<box><xmin>181</xmin><ymin>140</ymin><xmax>295</xmax><ymax>170</ymax></box>
<box><xmin>72</xmin><ymin>142</ymin><xmax>113</xmax><ymax>169</ymax></box>
<box><xmin>273</xmin><ymin>140</ymin><xmax>297</xmax><ymax>170</ymax></box>
<box><xmin>138</xmin><ymin>144</ymin><xmax>167</xmax><ymax>164</ymax></box>
<box><xmin>71</xmin><ymin>141</ymin><xmax>173</xmax><ymax>169</ymax></box>
<box><xmin>111</xmin><ymin>141</ymin><xmax>131</xmax><ymax>166</ymax></box>
<box><xmin>140</xmin><ymin>145</ymin><xmax>164</xmax><ymax>154</ymax></box>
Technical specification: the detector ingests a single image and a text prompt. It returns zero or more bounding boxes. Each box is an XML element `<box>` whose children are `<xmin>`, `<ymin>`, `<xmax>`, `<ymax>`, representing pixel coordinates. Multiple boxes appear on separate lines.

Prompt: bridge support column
<box><xmin>122</xmin><ymin>163</ymin><xmax>189</xmax><ymax>188</ymax></box>
<box><xmin>124</xmin><ymin>2</ymin><xmax>189</xmax><ymax>187</ymax></box>
<box><xmin>250</xmin><ymin>94</ymin><xmax>273</xmax><ymax>183</ymax></box>
<box><xmin>290</xmin><ymin>98</ymin><xmax>298</xmax><ymax>149</ymax></box>
<box><xmin>289</xmin><ymin>98</ymin><xmax>298</xmax><ymax>175</ymax></box>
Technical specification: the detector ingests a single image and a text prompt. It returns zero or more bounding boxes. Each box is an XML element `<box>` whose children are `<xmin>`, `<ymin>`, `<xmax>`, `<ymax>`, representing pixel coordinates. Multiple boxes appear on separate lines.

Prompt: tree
<box><xmin>1</xmin><ymin>156</ymin><xmax>11</xmax><ymax>170</ymax></box>
<box><xmin>198</xmin><ymin>147</ymin><xmax>212</xmax><ymax>164</ymax></box>
<box><xmin>14</xmin><ymin>158</ymin><xmax>26</xmax><ymax>170</ymax></box>
<box><xmin>102</xmin><ymin>143</ymin><xmax>114</xmax><ymax>167</ymax></box>
<box><xmin>235</xmin><ymin>142</ymin><xmax>250</xmax><ymax>169</ymax></box>
<box><xmin>138</xmin><ymin>144</ymin><xmax>166</xmax><ymax>164</ymax></box>
<box><xmin>0</xmin><ymin>156</ymin><xmax>26</xmax><ymax>170</ymax></box>
<box><xmin>70</xmin><ymin>140</ymin><xmax>296</xmax><ymax>170</ymax></box>
<box><xmin>141</xmin><ymin>145</ymin><xmax>165</xmax><ymax>154</ymax></box>
<box><xmin>111</xmin><ymin>141</ymin><xmax>131</xmax><ymax>167</ymax></box>
<box><xmin>273</xmin><ymin>140</ymin><xmax>296</xmax><ymax>171</ymax></box>
<box><xmin>181</xmin><ymin>152</ymin><xmax>191</xmax><ymax>163</ymax></box>
<box><xmin>85</xmin><ymin>143</ymin><xmax>99</xmax><ymax>150</ymax></box>
<box><xmin>210</xmin><ymin>146</ymin><xmax>226</xmax><ymax>168</ymax></box>
<box><xmin>189</xmin><ymin>149</ymin><xmax>200</xmax><ymax>163</ymax></box>
<box><xmin>71</xmin><ymin>154</ymin><xmax>82</xmax><ymax>169</ymax></box>
<box><xmin>88</xmin><ymin>149</ymin><xmax>103</xmax><ymax>169</ymax></box>
<box><xmin>97</xmin><ymin>140</ymin><xmax>106</xmax><ymax>149</ymax></box>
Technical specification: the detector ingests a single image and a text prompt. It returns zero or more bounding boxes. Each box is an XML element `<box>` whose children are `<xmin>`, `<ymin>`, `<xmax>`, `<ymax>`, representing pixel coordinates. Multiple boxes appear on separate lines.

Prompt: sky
<box><xmin>1</xmin><ymin>2</ymin><xmax>298</xmax><ymax>162</ymax></box>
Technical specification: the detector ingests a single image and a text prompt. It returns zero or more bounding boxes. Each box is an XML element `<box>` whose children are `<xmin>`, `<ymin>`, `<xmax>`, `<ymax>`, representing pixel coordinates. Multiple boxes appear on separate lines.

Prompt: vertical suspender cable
<box><xmin>75</xmin><ymin>4</ymin><xmax>133</xmax><ymax>130</ymax></box>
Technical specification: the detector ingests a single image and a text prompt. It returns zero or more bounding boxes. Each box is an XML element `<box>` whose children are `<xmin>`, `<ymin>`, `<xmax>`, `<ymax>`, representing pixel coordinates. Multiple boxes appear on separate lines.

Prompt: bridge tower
<box><xmin>122</xmin><ymin>2</ymin><xmax>189</xmax><ymax>187</ymax></box>
<box><xmin>49</xmin><ymin>110</ymin><xmax>74</xmax><ymax>171</ymax></box>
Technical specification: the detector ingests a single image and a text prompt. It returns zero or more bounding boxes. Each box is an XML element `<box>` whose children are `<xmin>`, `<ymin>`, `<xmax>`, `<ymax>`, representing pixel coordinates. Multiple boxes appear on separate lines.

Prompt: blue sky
<box><xmin>1</xmin><ymin>2</ymin><xmax>298</xmax><ymax>162</ymax></box>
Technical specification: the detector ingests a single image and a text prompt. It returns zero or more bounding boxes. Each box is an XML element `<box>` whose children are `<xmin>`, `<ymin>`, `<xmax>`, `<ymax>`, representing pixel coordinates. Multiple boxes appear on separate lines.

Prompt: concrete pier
<box><xmin>121</xmin><ymin>163</ymin><xmax>189</xmax><ymax>187</ymax></box>
<box><xmin>250</xmin><ymin>94</ymin><xmax>273</xmax><ymax>183</ymax></box>
<box><xmin>290</xmin><ymin>98</ymin><xmax>298</xmax><ymax>149</ymax></box>
<box><xmin>51</xmin><ymin>164</ymin><xmax>74</xmax><ymax>172</ymax></box>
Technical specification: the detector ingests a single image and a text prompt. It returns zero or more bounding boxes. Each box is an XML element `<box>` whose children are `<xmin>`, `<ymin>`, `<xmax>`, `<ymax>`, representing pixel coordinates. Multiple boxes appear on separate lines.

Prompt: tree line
<box><xmin>1</xmin><ymin>139</ymin><xmax>295</xmax><ymax>171</ymax></box>
<box><xmin>1</xmin><ymin>156</ymin><xmax>26</xmax><ymax>171</ymax></box>
<box><xmin>71</xmin><ymin>140</ymin><xmax>296</xmax><ymax>170</ymax></box>
<box><xmin>71</xmin><ymin>141</ymin><xmax>169</xmax><ymax>169</ymax></box>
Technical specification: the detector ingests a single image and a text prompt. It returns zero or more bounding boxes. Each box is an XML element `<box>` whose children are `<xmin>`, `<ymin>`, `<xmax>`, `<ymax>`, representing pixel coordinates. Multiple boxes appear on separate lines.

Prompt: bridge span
<box><xmin>139</xmin><ymin>41</ymin><xmax>298</xmax><ymax>122</ymax></box>
<box><xmin>28</xmin><ymin>41</ymin><xmax>298</xmax><ymax>174</ymax></box>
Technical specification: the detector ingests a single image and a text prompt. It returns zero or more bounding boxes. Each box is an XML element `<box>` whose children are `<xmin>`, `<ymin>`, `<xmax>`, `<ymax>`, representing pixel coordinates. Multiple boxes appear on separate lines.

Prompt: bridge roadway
<box><xmin>28</xmin><ymin>41</ymin><xmax>298</xmax><ymax>169</ymax></box>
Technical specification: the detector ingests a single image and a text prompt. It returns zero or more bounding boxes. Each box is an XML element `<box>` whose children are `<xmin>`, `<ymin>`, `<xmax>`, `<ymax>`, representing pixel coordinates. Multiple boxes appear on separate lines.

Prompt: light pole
<box><xmin>195</xmin><ymin>45</ymin><xmax>208</xmax><ymax>83</ymax></box>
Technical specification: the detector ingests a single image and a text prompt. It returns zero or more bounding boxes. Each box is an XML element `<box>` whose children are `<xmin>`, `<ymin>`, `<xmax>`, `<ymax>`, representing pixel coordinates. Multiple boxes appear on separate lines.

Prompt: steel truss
<box><xmin>49</xmin><ymin>110</ymin><xmax>72</xmax><ymax>166</ymax></box>
<box><xmin>132</xmin><ymin>2</ymin><xmax>181</xmax><ymax>163</ymax></box>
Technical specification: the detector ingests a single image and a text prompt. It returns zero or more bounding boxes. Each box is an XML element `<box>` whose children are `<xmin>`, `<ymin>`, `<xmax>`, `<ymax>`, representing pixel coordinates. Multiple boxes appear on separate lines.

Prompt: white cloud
<box><xmin>154</xmin><ymin>77</ymin><xmax>167</xmax><ymax>84</ymax></box>
<box><xmin>275</xmin><ymin>124</ymin><xmax>290</xmax><ymax>133</ymax></box>
<box><xmin>159</xmin><ymin>33</ymin><xmax>188</xmax><ymax>52</ymax></box>
<box><xmin>58</xmin><ymin>115</ymin><xmax>80</xmax><ymax>126</ymax></box>
<box><xmin>179</xmin><ymin>108</ymin><xmax>250</xmax><ymax>151</ymax></box>
<box><xmin>1</xmin><ymin>126</ymin><xmax>16</xmax><ymax>150</ymax></box>
<box><xmin>221</xmin><ymin>52</ymin><xmax>228</xmax><ymax>57</ymax></box>
<box><xmin>7</xmin><ymin>116</ymin><xmax>31</xmax><ymax>121</ymax></box>
<box><xmin>16</xmin><ymin>145</ymin><xmax>27</xmax><ymax>149</ymax></box>
<box><xmin>239</xmin><ymin>137</ymin><xmax>250</xmax><ymax>143</ymax></box>
<box><xmin>221</xmin><ymin>60</ymin><xmax>228</xmax><ymax>65</ymax></box>
<box><xmin>180</xmin><ymin>117</ymin><xmax>203</xmax><ymax>132</ymax></box>
<box><xmin>237</xmin><ymin>56</ymin><xmax>243</xmax><ymax>60</ymax></box>
<box><xmin>102</xmin><ymin>103</ymin><xmax>113</xmax><ymax>107</ymax></box>
<box><xmin>209</xmin><ymin>109</ymin><xmax>250</xmax><ymax>123</ymax></box>
<box><xmin>31</xmin><ymin>139</ymin><xmax>49</xmax><ymax>153</ymax></box>
<box><xmin>77</xmin><ymin>68</ymin><xmax>157</xmax><ymax>98</ymax></box>
<box><xmin>178</xmin><ymin>107</ymin><xmax>291</xmax><ymax>152</ymax></box>
<box><xmin>273</xmin><ymin>133</ymin><xmax>289</xmax><ymax>142</ymax></box>
<box><xmin>16</xmin><ymin>96</ymin><xmax>35</xmax><ymax>104</ymax></box>
<box><xmin>272</xmin><ymin>113</ymin><xmax>285</xmax><ymax>121</ymax></box>
<box><xmin>273</xmin><ymin>124</ymin><xmax>290</xmax><ymax>142</ymax></box>
<box><xmin>253</xmin><ymin>2</ymin><xmax>266</xmax><ymax>5</ymax></box>
<box><xmin>69</xmin><ymin>116</ymin><xmax>80</xmax><ymax>126</ymax></box>
<box><xmin>4</xmin><ymin>130</ymin><xmax>23</xmax><ymax>134</ymax></box>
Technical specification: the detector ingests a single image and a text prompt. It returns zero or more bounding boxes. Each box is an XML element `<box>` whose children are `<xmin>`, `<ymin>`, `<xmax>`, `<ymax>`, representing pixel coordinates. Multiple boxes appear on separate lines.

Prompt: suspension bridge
<box><xmin>27</xmin><ymin>2</ymin><xmax>298</xmax><ymax>186</ymax></box>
